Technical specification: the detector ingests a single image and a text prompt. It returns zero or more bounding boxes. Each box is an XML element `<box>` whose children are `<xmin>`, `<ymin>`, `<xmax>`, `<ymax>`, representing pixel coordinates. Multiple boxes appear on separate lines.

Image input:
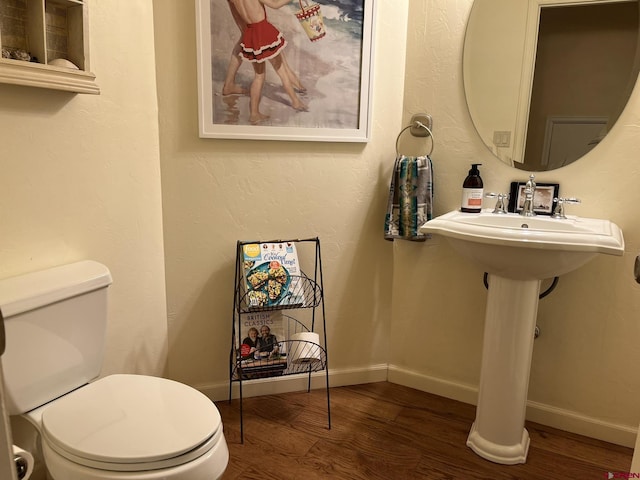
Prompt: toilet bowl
<box><xmin>22</xmin><ymin>375</ymin><xmax>228</xmax><ymax>480</ymax></box>
<box><xmin>0</xmin><ymin>261</ymin><xmax>229</xmax><ymax>479</ymax></box>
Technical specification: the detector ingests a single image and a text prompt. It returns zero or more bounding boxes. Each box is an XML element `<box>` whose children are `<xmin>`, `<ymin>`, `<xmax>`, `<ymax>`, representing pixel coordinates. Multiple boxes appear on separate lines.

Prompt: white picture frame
<box><xmin>195</xmin><ymin>0</ymin><xmax>375</xmax><ymax>142</ymax></box>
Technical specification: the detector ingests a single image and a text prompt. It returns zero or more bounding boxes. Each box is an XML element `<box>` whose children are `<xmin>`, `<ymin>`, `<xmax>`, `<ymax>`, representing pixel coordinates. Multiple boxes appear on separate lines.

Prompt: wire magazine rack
<box><xmin>229</xmin><ymin>237</ymin><xmax>330</xmax><ymax>442</ymax></box>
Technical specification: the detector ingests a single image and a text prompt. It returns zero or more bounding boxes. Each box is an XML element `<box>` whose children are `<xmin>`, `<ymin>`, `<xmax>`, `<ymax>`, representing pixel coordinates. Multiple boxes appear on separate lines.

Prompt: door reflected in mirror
<box><xmin>463</xmin><ymin>0</ymin><xmax>640</xmax><ymax>171</ymax></box>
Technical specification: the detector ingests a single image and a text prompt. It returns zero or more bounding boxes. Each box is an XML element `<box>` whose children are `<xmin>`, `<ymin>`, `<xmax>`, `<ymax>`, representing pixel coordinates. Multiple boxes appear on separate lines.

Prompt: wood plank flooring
<box><xmin>216</xmin><ymin>382</ymin><xmax>633</xmax><ymax>479</ymax></box>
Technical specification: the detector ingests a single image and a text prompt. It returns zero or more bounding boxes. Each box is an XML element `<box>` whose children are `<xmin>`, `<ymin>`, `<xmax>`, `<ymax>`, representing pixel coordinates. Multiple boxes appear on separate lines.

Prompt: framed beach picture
<box><xmin>195</xmin><ymin>0</ymin><xmax>375</xmax><ymax>142</ymax></box>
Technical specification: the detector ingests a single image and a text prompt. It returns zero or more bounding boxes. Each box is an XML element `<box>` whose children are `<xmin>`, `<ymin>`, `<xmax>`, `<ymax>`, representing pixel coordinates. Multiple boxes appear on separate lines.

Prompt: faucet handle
<box><xmin>485</xmin><ymin>192</ymin><xmax>509</xmax><ymax>214</ymax></box>
<box><xmin>552</xmin><ymin>197</ymin><xmax>581</xmax><ymax>219</ymax></box>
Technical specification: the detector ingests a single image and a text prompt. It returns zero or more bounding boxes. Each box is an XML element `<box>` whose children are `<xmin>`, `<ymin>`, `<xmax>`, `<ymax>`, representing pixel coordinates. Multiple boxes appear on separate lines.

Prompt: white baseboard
<box><xmin>196</xmin><ymin>363</ymin><xmax>637</xmax><ymax>448</ymax></box>
<box><xmin>387</xmin><ymin>364</ymin><xmax>479</xmax><ymax>405</ymax></box>
<box><xmin>197</xmin><ymin>364</ymin><xmax>388</xmax><ymax>402</ymax></box>
<box><xmin>525</xmin><ymin>400</ymin><xmax>637</xmax><ymax>448</ymax></box>
<box><xmin>388</xmin><ymin>364</ymin><xmax>638</xmax><ymax>448</ymax></box>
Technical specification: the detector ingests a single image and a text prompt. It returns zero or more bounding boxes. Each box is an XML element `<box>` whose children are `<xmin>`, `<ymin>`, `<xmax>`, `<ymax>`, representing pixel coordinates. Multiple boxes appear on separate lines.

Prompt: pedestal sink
<box><xmin>420</xmin><ymin>209</ymin><xmax>624</xmax><ymax>464</ymax></box>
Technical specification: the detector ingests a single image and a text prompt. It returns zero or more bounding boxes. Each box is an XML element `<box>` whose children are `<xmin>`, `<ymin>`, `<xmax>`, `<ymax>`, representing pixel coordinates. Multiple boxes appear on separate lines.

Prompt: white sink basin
<box><xmin>420</xmin><ymin>209</ymin><xmax>624</xmax><ymax>280</ymax></box>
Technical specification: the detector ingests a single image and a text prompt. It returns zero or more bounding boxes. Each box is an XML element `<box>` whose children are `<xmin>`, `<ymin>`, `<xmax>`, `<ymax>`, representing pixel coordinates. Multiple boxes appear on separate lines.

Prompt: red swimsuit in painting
<box><xmin>239</xmin><ymin>7</ymin><xmax>287</xmax><ymax>63</ymax></box>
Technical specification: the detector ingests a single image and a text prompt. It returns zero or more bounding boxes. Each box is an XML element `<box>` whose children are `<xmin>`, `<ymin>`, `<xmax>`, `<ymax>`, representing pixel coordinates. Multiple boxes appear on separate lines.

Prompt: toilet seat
<box><xmin>39</xmin><ymin>374</ymin><xmax>222</xmax><ymax>472</ymax></box>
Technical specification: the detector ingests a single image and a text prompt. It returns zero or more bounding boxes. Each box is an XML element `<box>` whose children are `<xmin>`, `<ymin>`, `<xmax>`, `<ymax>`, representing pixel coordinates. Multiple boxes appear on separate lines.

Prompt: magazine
<box><xmin>236</xmin><ymin>310</ymin><xmax>288</xmax><ymax>379</ymax></box>
<box><xmin>241</xmin><ymin>242</ymin><xmax>304</xmax><ymax>309</ymax></box>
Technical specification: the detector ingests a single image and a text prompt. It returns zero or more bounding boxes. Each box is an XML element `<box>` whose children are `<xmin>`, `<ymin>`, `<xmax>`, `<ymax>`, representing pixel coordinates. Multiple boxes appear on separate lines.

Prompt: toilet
<box><xmin>0</xmin><ymin>260</ymin><xmax>229</xmax><ymax>480</ymax></box>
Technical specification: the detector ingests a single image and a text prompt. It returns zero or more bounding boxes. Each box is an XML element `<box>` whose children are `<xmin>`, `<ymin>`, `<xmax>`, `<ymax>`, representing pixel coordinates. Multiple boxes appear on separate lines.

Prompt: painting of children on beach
<box><xmin>196</xmin><ymin>0</ymin><xmax>374</xmax><ymax>141</ymax></box>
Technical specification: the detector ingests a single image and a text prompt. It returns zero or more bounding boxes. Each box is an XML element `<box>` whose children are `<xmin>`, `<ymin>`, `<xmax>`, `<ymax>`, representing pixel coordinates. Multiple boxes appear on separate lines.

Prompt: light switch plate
<box><xmin>493</xmin><ymin>131</ymin><xmax>511</xmax><ymax>147</ymax></box>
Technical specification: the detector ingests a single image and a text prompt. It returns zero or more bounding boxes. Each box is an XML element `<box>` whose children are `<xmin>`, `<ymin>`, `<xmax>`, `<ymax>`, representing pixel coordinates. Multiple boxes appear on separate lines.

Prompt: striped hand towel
<box><xmin>384</xmin><ymin>155</ymin><xmax>433</xmax><ymax>241</ymax></box>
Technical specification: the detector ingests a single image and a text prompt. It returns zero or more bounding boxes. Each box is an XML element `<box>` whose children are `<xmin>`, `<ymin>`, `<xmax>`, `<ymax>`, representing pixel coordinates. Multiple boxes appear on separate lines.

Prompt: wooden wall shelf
<box><xmin>0</xmin><ymin>0</ymin><xmax>98</xmax><ymax>94</ymax></box>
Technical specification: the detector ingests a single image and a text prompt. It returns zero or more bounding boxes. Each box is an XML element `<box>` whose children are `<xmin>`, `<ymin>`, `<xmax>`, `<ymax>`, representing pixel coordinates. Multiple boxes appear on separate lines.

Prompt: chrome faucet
<box><xmin>485</xmin><ymin>192</ymin><xmax>509</xmax><ymax>214</ymax></box>
<box><xmin>552</xmin><ymin>197</ymin><xmax>581</xmax><ymax>219</ymax></box>
<box><xmin>520</xmin><ymin>174</ymin><xmax>536</xmax><ymax>217</ymax></box>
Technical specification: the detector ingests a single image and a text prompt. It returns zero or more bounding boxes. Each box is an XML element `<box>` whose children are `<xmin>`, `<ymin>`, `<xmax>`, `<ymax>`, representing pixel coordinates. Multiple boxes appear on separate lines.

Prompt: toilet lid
<box><xmin>41</xmin><ymin>374</ymin><xmax>222</xmax><ymax>471</ymax></box>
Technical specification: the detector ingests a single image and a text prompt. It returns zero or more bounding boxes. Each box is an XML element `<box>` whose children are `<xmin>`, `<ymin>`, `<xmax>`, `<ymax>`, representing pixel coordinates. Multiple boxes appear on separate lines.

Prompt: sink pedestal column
<box><xmin>466</xmin><ymin>274</ymin><xmax>541</xmax><ymax>465</ymax></box>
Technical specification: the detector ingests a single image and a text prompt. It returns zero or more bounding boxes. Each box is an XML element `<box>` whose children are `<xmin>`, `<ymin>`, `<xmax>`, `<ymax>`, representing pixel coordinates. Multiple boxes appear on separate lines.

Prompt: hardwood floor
<box><xmin>216</xmin><ymin>382</ymin><xmax>633</xmax><ymax>479</ymax></box>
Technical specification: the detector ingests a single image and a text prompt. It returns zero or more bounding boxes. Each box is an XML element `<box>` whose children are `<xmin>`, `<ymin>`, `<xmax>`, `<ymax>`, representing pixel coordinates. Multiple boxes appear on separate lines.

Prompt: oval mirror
<box><xmin>463</xmin><ymin>0</ymin><xmax>640</xmax><ymax>171</ymax></box>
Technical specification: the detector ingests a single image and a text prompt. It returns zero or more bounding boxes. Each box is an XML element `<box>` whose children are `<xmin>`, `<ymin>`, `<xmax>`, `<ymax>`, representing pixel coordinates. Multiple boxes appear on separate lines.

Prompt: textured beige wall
<box><xmin>397</xmin><ymin>0</ymin><xmax>640</xmax><ymax>437</ymax></box>
<box><xmin>153</xmin><ymin>1</ymin><xmax>407</xmax><ymax>389</ymax></box>
<box><xmin>0</xmin><ymin>4</ymin><xmax>166</xmax><ymax>476</ymax></box>
<box><xmin>1</xmin><ymin>1</ymin><xmax>637</xmax><ymax>468</ymax></box>
<box><xmin>156</xmin><ymin>0</ymin><xmax>640</xmax><ymax>442</ymax></box>
<box><xmin>0</xmin><ymin>2</ymin><xmax>168</xmax><ymax>377</ymax></box>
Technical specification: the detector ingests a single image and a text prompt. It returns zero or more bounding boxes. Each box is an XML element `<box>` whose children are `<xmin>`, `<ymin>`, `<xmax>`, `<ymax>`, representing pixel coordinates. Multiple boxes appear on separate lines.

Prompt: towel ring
<box><xmin>395</xmin><ymin>121</ymin><xmax>435</xmax><ymax>157</ymax></box>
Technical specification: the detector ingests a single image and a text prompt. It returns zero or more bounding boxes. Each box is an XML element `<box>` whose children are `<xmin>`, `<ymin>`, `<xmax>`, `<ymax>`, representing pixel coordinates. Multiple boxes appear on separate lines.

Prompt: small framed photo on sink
<box><xmin>508</xmin><ymin>182</ymin><xmax>559</xmax><ymax>215</ymax></box>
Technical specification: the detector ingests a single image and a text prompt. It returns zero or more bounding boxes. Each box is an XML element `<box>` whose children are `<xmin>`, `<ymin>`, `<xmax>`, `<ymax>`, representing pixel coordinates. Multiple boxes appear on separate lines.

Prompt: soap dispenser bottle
<box><xmin>461</xmin><ymin>164</ymin><xmax>483</xmax><ymax>213</ymax></box>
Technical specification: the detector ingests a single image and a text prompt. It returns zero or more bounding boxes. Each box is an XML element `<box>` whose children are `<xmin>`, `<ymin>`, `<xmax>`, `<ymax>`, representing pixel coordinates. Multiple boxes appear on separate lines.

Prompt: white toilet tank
<box><xmin>0</xmin><ymin>261</ymin><xmax>112</xmax><ymax>415</ymax></box>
